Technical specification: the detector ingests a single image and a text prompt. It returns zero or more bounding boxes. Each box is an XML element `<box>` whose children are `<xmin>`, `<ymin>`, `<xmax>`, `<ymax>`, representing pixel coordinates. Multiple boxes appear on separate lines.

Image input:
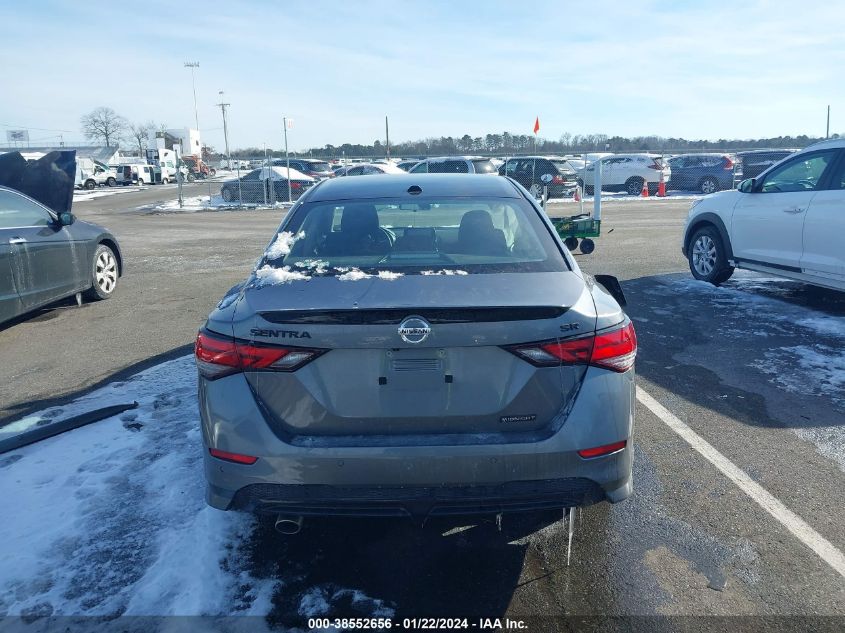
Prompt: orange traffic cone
<box><xmin>657</xmin><ymin>170</ymin><xmax>666</xmax><ymax>197</ymax></box>
<box><xmin>641</xmin><ymin>179</ymin><xmax>649</xmax><ymax>197</ymax></box>
<box><xmin>573</xmin><ymin>185</ymin><xmax>581</xmax><ymax>202</ymax></box>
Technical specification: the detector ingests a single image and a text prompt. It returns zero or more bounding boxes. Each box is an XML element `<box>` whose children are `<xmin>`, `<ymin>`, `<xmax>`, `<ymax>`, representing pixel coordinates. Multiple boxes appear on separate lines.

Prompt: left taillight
<box><xmin>195</xmin><ymin>329</ymin><xmax>324</xmax><ymax>379</ymax></box>
<box><xmin>505</xmin><ymin>321</ymin><xmax>637</xmax><ymax>373</ymax></box>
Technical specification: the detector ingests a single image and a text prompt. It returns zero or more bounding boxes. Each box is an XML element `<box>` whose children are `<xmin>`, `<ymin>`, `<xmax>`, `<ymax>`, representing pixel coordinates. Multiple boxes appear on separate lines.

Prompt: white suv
<box><xmin>579</xmin><ymin>153</ymin><xmax>671</xmax><ymax>195</ymax></box>
<box><xmin>682</xmin><ymin>139</ymin><xmax>845</xmax><ymax>291</ymax></box>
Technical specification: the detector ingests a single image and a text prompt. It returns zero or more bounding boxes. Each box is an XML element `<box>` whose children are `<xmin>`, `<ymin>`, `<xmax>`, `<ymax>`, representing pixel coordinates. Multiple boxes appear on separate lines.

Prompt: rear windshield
<box><xmin>471</xmin><ymin>159</ymin><xmax>497</xmax><ymax>173</ymax></box>
<box><xmin>262</xmin><ymin>197</ymin><xmax>567</xmax><ymax>275</ymax></box>
<box><xmin>551</xmin><ymin>160</ymin><xmax>574</xmax><ymax>173</ymax></box>
<box><xmin>307</xmin><ymin>162</ymin><xmax>332</xmax><ymax>172</ymax></box>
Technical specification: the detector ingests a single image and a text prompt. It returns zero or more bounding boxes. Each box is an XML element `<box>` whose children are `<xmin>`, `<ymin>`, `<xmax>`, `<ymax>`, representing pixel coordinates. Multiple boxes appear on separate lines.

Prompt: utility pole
<box><xmin>217</xmin><ymin>91</ymin><xmax>231</xmax><ymax>165</ymax></box>
<box><xmin>385</xmin><ymin>116</ymin><xmax>390</xmax><ymax>160</ymax></box>
<box><xmin>185</xmin><ymin>62</ymin><xmax>200</xmax><ymax>132</ymax></box>
<box><xmin>283</xmin><ymin>117</ymin><xmax>291</xmax><ymax>203</ymax></box>
<box><xmin>826</xmin><ymin>105</ymin><xmax>830</xmax><ymax>139</ymax></box>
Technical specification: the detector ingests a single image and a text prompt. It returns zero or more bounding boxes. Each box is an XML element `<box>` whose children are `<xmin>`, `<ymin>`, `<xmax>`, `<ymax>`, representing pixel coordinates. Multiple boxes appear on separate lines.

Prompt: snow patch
<box><xmin>376</xmin><ymin>271</ymin><xmax>404</xmax><ymax>280</ymax></box>
<box><xmin>254</xmin><ymin>265</ymin><xmax>310</xmax><ymax>285</ymax></box>
<box><xmin>421</xmin><ymin>269</ymin><xmax>469</xmax><ymax>276</ymax></box>
<box><xmin>266</xmin><ymin>230</ymin><xmax>305</xmax><ymax>259</ymax></box>
<box><xmin>0</xmin><ymin>356</ymin><xmax>279</xmax><ymax>616</ymax></box>
<box><xmin>337</xmin><ymin>269</ymin><xmax>371</xmax><ymax>281</ymax></box>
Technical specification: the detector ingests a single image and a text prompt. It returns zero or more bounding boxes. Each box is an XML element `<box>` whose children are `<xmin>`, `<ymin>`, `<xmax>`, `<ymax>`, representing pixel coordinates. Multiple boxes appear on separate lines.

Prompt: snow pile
<box><xmin>297</xmin><ymin>586</ymin><xmax>395</xmax><ymax>619</ymax></box>
<box><xmin>0</xmin><ymin>356</ymin><xmax>279</xmax><ymax>617</ymax></box>
<box><xmin>337</xmin><ymin>268</ymin><xmax>371</xmax><ymax>282</ymax></box>
<box><xmin>266</xmin><ymin>231</ymin><xmax>305</xmax><ymax>259</ymax></box>
<box><xmin>335</xmin><ymin>269</ymin><xmax>404</xmax><ymax>282</ymax></box>
<box><xmin>254</xmin><ymin>265</ymin><xmax>311</xmax><ymax>285</ymax></box>
<box><xmin>147</xmin><ymin>195</ymin><xmax>293</xmax><ymax>213</ymax></box>
<box><xmin>421</xmin><ymin>270</ymin><xmax>469</xmax><ymax>276</ymax></box>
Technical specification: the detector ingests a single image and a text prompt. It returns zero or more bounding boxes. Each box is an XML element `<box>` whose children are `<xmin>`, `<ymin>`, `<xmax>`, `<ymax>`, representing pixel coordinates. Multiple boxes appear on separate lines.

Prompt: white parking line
<box><xmin>636</xmin><ymin>386</ymin><xmax>845</xmax><ymax>579</ymax></box>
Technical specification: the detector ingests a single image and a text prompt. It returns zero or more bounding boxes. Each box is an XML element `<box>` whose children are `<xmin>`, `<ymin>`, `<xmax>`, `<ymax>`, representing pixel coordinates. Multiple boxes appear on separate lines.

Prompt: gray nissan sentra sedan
<box><xmin>196</xmin><ymin>174</ymin><xmax>636</xmax><ymax>529</ymax></box>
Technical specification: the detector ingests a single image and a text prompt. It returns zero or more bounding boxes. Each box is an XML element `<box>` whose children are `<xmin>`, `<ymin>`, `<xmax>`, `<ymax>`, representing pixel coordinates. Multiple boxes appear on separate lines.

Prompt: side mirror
<box><xmin>594</xmin><ymin>274</ymin><xmax>627</xmax><ymax>307</ymax></box>
<box><xmin>58</xmin><ymin>212</ymin><xmax>75</xmax><ymax>226</ymax></box>
<box><xmin>738</xmin><ymin>178</ymin><xmax>755</xmax><ymax>193</ymax></box>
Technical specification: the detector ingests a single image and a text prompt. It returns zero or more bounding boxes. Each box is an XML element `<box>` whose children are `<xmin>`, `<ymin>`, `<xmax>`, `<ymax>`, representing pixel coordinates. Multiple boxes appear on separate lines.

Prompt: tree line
<box><xmin>78</xmin><ymin>106</ymin><xmax>838</xmax><ymax>160</ymax></box>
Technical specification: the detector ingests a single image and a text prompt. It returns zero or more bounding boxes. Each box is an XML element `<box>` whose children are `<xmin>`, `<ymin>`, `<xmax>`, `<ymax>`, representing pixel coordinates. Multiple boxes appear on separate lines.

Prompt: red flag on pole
<box><xmin>533</xmin><ymin>117</ymin><xmax>540</xmax><ymax>134</ymax></box>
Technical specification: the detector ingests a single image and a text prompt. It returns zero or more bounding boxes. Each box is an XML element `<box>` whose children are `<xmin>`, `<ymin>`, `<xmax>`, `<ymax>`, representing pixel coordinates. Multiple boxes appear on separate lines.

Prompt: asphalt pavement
<box><xmin>0</xmin><ymin>185</ymin><xmax>843</xmax><ymax>628</ymax></box>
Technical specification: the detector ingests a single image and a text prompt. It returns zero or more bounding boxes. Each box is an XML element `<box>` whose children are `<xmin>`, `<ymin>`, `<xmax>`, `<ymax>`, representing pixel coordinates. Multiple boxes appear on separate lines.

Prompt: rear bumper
<box><xmin>224</xmin><ymin>478</ymin><xmax>609</xmax><ymax>518</ymax></box>
<box><xmin>200</xmin><ymin>367</ymin><xmax>635</xmax><ymax>514</ymax></box>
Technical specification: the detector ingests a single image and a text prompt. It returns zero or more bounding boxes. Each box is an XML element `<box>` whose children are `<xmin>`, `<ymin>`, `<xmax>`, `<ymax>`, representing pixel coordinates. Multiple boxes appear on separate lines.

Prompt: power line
<box><xmin>0</xmin><ymin>122</ymin><xmax>76</xmax><ymax>133</ymax></box>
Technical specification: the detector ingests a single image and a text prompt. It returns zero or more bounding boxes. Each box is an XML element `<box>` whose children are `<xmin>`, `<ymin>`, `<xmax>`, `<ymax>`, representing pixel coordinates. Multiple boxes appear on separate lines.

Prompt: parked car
<box><xmin>270</xmin><ymin>158</ymin><xmax>335</xmax><ymax>180</ymax></box>
<box><xmin>196</xmin><ymin>173</ymin><xmax>637</xmax><ymax>528</ymax></box>
<box><xmin>0</xmin><ymin>151</ymin><xmax>122</xmax><ymax>325</ymax></box>
<box><xmin>115</xmin><ymin>163</ymin><xmax>159</xmax><ymax>186</ymax></box>
<box><xmin>666</xmin><ymin>154</ymin><xmax>737</xmax><ymax>194</ymax></box>
<box><xmin>683</xmin><ymin>139</ymin><xmax>845</xmax><ymax>291</ymax></box>
<box><xmin>396</xmin><ymin>160</ymin><xmax>421</xmax><ymax>171</ymax></box>
<box><xmin>735</xmin><ymin>149</ymin><xmax>797</xmax><ymax>180</ymax></box>
<box><xmin>75</xmin><ymin>158</ymin><xmax>116</xmax><ymax>189</ymax></box>
<box><xmin>498</xmin><ymin>156</ymin><xmax>578</xmax><ymax>198</ymax></box>
<box><xmin>408</xmin><ymin>156</ymin><xmax>498</xmax><ymax>175</ymax></box>
<box><xmin>578</xmin><ymin>154</ymin><xmax>671</xmax><ymax>195</ymax></box>
<box><xmin>335</xmin><ymin>162</ymin><xmax>407</xmax><ymax>176</ymax></box>
<box><xmin>219</xmin><ymin>167</ymin><xmax>315</xmax><ymax>203</ymax></box>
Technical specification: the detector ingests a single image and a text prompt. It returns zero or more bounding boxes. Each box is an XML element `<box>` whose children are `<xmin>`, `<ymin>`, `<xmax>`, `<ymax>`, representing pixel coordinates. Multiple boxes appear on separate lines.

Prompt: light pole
<box><xmin>217</xmin><ymin>91</ymin><xmax>231</xmax><ymax>164</ymax></box>
<box><xmin>184</xmin><ymin>62</ymin><xmax>200</xmax><ymax>131</ymax></box>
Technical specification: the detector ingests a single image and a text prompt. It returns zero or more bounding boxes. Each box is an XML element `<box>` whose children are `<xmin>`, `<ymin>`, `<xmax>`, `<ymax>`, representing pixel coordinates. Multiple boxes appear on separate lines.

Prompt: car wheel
<box><xmin>626</xmin><ymin>177</ymin><xmax>644</xmax><ymax>196</ymax></box>
<box><xmin>529</xmin><ymin>183</ymin><xmax>543</xmax><ymax>198</ymax></box>
<box><xmin>221</xmin><ymin>187</ymin><xmax>235</xmax><ymax>202</ymax></box>
<box><xmin>84</xmin><ymin>179</ymin><xmax>96</xmax><ymax>190</ymax></box>
<box><xmin>161</xmin><ymin>177</ymin><xmax>169</xmax><ymax>185</ymax></box>
<box><xmin>138</xmin><ymin>178</ymin><xmax>145</xmax><ymax>186</ymax></box>
<box><xmin>585</xmin><ymin>185</ymin><xmax>594</xmax><ymax>196</ymax></box>
<box><xmin>700</xmin><ymin>177</ymin><xmax>719</xmax><ymax>194</ymax></box>
<box><xmin>106</xmin><ymin>177</ymin><xmax>116</xmax><ymax>187</ymax></box>
<box><xmin>688</xmin><ymin>226</ymin><xmax>734</xmax><ymax>285</ymax></box>
<box><xmin>83</xmin><ymin>244</ymin><xmax>119</xmax><ymax>301</ymax></box>
<box><xmin>563</xmin><ymin>237</ymin><xmax>579</xmax><ymax>251</ymax></box>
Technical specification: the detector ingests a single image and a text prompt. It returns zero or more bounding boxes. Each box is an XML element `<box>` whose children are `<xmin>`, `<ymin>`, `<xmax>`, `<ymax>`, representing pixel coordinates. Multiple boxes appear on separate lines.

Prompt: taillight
<box><xmin>723</xmin><ymin>157</ymin><xmax>734</xmax><ymax>170</ymax></box>
<box><xmin>290</xmin><ymin>181</ymin><xmax>303</xmax><ymax>190</ymax></box>
<box><xmin>209</xmin><ymin>448</ymin><xmax>258</xmax><ymax>465</ymax></box>
<box><xmin>195</xmin><ymin>329</ymin><xmax>324</xmax><ymax>379</ymax></box>
<box><xmin>552</xmin><ymin>174</ymin><xmax>565</xmax><ymax>184</ymax></box>
<box><xmin>578</xmin><ymin>440</ymin><xmax>627</xmax><ymax>459</ymax></box>
<box><xmin>505</xmin><ymin>321</ymin><xmax>636</xmax><ymax>373</ymax></box>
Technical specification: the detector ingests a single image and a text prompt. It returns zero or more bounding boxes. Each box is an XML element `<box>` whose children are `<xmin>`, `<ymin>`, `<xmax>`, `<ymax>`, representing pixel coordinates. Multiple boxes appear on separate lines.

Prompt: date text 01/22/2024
<box><xmin>307</xmin><ymin>618</ymin><xmax>528</xmax><ymax>630</ymax></box>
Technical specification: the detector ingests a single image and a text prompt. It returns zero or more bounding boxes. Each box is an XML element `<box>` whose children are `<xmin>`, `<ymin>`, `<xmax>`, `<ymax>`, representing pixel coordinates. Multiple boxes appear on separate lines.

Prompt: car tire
<box><xmin>529</xmin><ymin>183</ymin><xmax>543</xmax><ymax>198</ymax></box>
<box><xmin>688</xmin><ymin>225</ymin><xmax>734</xmax><ymax>285</ymax></box>
<box><xmin>138</xmin><ymin>178</ymin><xmax>145</xmax><ymax>186</ymax></box>
<box><xmin>83</xmin><ymin>244</ymin><xmax>119</xmax><ymax>301</ymax></box>
<box><xmin>585</xmin><ymin>185</ymin><xmax>594</xmax><ymax>196</ymax></box>
<box><xmin>106</xmin><ymin>177</ymin><xmax>116</xmax><ymax>187</ymax></box>
<box><xmin>221</xmin><ymin>187</ymin><xmax>235</xmax><ymax>202</ymax></box>
<box><xmin>162</xmin><ymin>177</ymin><xmax>169</xmax><ymax>185</ymax></box>
<box><xmin>84</xmin><ymin>179</ymin><xmax>96</xmax><ymax>190</ymax></box>
<box><xmin>626</xmin><ymin>177</ymin><xmax>644</xmax><ymax>196</ymax></box>
<box><xmin>700</xmin><ymin>177</ymin><xmax>719</xmax><ymax>194</ymax></box>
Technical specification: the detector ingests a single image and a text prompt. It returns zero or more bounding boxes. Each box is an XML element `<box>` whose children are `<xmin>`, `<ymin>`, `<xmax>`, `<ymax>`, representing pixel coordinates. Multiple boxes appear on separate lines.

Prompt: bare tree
<box><xmin>80</xmin><ymin>107</ymin><xmax>127</xmax><ymax>147</ymax></box>
<box><xmin>127</xmin><ymin>121</ymin><xmax>154</xmax><ymax>158</ymax></box>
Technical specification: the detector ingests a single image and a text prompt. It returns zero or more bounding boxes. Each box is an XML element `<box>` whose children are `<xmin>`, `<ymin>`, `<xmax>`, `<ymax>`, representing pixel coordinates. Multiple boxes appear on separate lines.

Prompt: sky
<box><xmin>1</xmin><ymin>0</ymin><xmax>844</xmax><ymax>152</ymax></box>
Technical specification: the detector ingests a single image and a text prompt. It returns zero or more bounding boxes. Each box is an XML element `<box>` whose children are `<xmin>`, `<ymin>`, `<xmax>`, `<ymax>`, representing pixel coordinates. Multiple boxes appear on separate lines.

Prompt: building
<box><xmin>149</xmin><ymin>128</ymin><xmax>202</xmax><ymax>157</ymax></box>
<box><xmin>1</xmin><ymin>145</ymin><xmax>121</xmax><ymax>166</ymax></box>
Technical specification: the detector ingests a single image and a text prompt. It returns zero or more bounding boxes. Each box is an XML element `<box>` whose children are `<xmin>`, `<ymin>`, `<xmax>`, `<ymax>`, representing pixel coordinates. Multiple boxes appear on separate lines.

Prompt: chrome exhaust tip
<box><xmin>274</xmin><ymin>514</ymin><xmax>304</xmax><ymax>535</ymax></box>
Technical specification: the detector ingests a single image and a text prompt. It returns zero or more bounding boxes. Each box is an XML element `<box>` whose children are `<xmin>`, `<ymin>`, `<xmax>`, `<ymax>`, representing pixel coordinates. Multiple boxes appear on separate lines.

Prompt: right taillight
<box><xmin>195</xmin><ymin>329</ymin><xmax>325</xmax><ymax>379</ymax></box>
<box><xmin>723</xmin><ymin>157</ymin><xmax>735</xmax><ymax>170</ymax></box>
<box><xmin>505</xmin><ymin>321</ymin><xmax>637</xmax><ymax>373</ymax></box>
